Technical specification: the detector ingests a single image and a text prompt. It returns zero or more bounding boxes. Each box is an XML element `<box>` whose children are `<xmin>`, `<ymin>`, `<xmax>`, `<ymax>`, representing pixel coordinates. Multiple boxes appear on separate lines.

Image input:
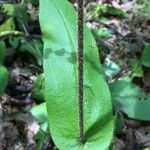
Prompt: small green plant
<box><xmin>137</xmin><ymin>0</ymin><xmax>150</xmax><ymax>19</ymax></box>
<box><xmin>31</xmin><ymin>73</ymin><xmax>45</xmax><ymax>101</ymax></box>
<box><xmin>39</xmin><ymin>0</ymin><xmax>114</xmax><ymax>149</ymax></box>
<box><xmin>110</xmin><ymin>78</ymin><xmax>150</xmax><ymax>121</ymax></box>
<box><xmin>30</xmin><ymin>102</ymin><xmax>49</xmax><ymax>150</ymax></box>
<box><xmin>85</xmin><ymin>3</ymin><xmax>127</xmax><ymax>22</ymax></box>
<box><xmin>140</xmin><ymin>44</ymin><xmax>150</xmax><ymax>67</ymax></box>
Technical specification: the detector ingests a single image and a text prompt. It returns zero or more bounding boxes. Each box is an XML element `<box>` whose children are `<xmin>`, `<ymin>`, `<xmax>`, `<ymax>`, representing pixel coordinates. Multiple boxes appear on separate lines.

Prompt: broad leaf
<box><xmin>0</xmin><ymin>4</ymin><xmax>15</xmax><ymax>32</ymax></box>
<box><xmin>14</xmin><ymin>4</ymin><xmax>28</xmax><ymax>27</ymax></box>
<box><xmin>20</xmin><ymin>39</ymin><xmax>43</xmax><ymax>65</ymax></box>
<box><xmin>0</xmin><ymin>41</ymin><xmax>8</xmax><ymax>97</ymax></box>
<box><xmin>0</xmin><ymin>41</ymin><xmax>6</xmax><ymax>64</ymax></box>
<box><xmin>106</xmin><ymin>5</ymin><xmax>128</xmax><ymax>18</ymax></box>
<box><xmin>0</xmin><ymin>65</ymin><xmax>9</xmax><ymax>97</ymax></box>
<box><xmin>0</xmin><ymin>18</ymin><xmax>15</xmax><ymax>32</ymax></box>
<box><xmin>2</xmin><ymin>3</ymin><xmax>15</xmax><ymax>16</ymax></box>
<box><xmin>113</xmin><ymin>95</ymin><xmax>150</xmax><ymax>121</ymax></box>
<box><xmin>92</xmin><ymin>28</ymin><xmax>112</xmax><ymax>39</ymax></box>
<box><xmin>26</xmin><ymin>0</ymin><xmax>39</xmax><ymax>6</ymax></box>
<box><xmin>30</xmin><ymin>102</ymin><xmax>48</xmax><ymax>126</ymax></box>
<box><xmin>9</xmin><ymin>37</ymin><xmax>20</xmax><ymax>48</ymax></box>
<box><xmin>86</xmin><ymin>4</ymin><xmax>127</xmax><ymax>22</ymax></box>
<box><xmin>110</xmin><ymin>80</ymin><xmax>150</xmax><ymax>121</ymax></box>
<box><xmin>30</xmin><ymin>103</ymin><xmax>49</xmax><ymax>150</ymax></box>
<box><xmin>110</xmin><ymin>80</ymin><xmax>141</xmax><ymax>99</ymax></box>
<box><xmin>40</xmin><ymin>0</ymin><xmax>114</xmax><ymax>149</ymax></box>
<box><xmin>129</xmin><ymin>59</ymin><xmax>143</xmax><ymax>78</ymax></box>
<box><xmin>140</xmin><ymin>44</ymin><xmax>150</xmax><ymax>67</ymax></box>
<box><xmin>34</xmin><ymin>129</ymin><xmax>49</xmax><ymax>150</ymax></box>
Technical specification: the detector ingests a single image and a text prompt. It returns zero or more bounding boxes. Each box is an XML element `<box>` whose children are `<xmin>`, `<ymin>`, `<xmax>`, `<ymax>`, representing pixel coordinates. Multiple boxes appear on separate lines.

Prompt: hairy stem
<box><xmin>77</xmin><ymin>0</ymin><xmax>84</xmax><ymax>145</ymax></box>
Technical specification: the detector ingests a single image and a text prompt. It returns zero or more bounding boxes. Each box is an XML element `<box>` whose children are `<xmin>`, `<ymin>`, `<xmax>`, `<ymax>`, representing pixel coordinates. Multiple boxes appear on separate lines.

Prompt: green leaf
<box><xmin>113</xmin><ymin>94</ymin><xmax>150</xmax><ymax>121</ymax></box>
<box><xmin>140</xmin><ymin>44</ymin><xmax>150</xmax><ymax>67</ymax></box>
<box><xmin>106</xmin><ymin>6</ymin><xmax>128</xmax><ymax>18</ymax></box>
<box><xmin>110</xmin><ymin>80</ymin><xmax>141</xmax><ymax>100</ymax></box>
<box><xmin>92</xmin><ymin>28</ymin><xmax>112</xmax><ymax>39</ymax></box>
<box><xmin>30</xmin><ymin>103</ymin><xmax>49</xmax><ymax>150</ymax></box>
<box><xmin>115</xmin><ymin>113</ymin><xmax>124</xmax><ymax>133</ymax></box>
<box><xmin>30</xmin><ymin>102</ymin><xmax>48</xmax><ymax>126</ymax></box>
<box><xmin>86</xmin><ymin>4</ymin><xmax>127</xmax><ymax>21</ymax></box>
<box><xmin>31</xmin><ymin>74</ymin><xmax>45</xmax><ymax>102</ymax></box>
<box><xmin>14</xmin><ymin>4</ymin><xmax>28</xmax><ymax>26</ymax></box>
<box><xmin>110</xmin><ymin>80</ymin><xmax>150</xmax><ymax>121</ymax></box>
<box><xmin>0</xmin><ymin>41</ymin><xmax>8</xmax><ymax>97</ymax></box>
<box><xmin>20</xmin><ymin>39</ymin><xmax>43</xmax><ymax>66</ymax></box>
<box><xmin>9</xmin><ymin>37</ymin><xmax>20</xmax><ymax>48</ymax></box>
<box><xmin>129</xmin><ymin>59</ymin><xmax>144</xmax><ymax>78</ymax></box>
<box><xmin>2</xmin><ymin>3</ymin><xmax>15</xmax><ymax>16</ymax></box>
<box><xmin>0</xmin><ymin>40</ymin><xmax>6</xmax><ymax>64</ymax></box>
<box><xmin>103</xmin><ymin>58</ymin><xmax>121</xmax><ymax>78</ymax></box>
<box><xmin>40</xmin><ymin>0</ymin><xmax>114</xmax><ymax>149</ymax></box>
<box><xmin>0</xmin><ymin>18</ymin><xmax>15</xmax><ymax>32</ymax></box>
<box><xmin>0</xmin><ymin>4</ymin><xmax>15</xmax><ymax>32</ymax></box>
<box><xmin>26</xmin><ymin>0</ymin><xmax>39</xmax><ymax>6</ymax></box>
<box><xmin>34</xmin><ymin>129</ymin><xmax>49</xmax><ymax>150</ymax></box>
<box><xmin>0</xmin><ymin>65</ymin><xmax>9</xmax><ymax>97</ymax></box>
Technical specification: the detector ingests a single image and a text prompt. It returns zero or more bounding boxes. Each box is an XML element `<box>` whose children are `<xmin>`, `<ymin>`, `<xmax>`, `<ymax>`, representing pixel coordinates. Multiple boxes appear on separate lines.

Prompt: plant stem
<box><xmin>77</xmin><ymin>0</ymin><xmax>84</xmax><ymax>145</ymax></box>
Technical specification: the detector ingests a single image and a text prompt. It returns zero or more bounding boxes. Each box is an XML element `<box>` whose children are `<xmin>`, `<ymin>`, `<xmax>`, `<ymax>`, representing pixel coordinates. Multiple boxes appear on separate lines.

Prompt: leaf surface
<box><xmin>31</xmin><ymin>73</ymin><xmax>45</xmax><ymax>102</ymax></box>
<box><xmin>0</xmin><ymin>41</ymin><xmax>9</xmax><ymax>97</ymax></box>
<box><xmin>110</xmin><ymin>80</ymin><xmax>150</xmax><ymax>121</ymax></box>
<box><xmin>0</xmin><ymin>65</ymin><xmax>9</xmax><ymax>97</ymax></box>
<box><xmin>140</xmin><ymin>44</ymin><xmax>150</xmax><ymax>67</ymax></box>
<box><xmin>0</xmin><ymin>41</ymin><xmax>6</xmax><ymax>64</ymax></box>
<box><xmin>39</xmin><ymin>0</ymin><xmax>114</xmax><ymax>149</ymax></box>
<box><xmin>30</xmin><ymin>102</ymin><xmax>49</xmax><ymax>150</ymax></box>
